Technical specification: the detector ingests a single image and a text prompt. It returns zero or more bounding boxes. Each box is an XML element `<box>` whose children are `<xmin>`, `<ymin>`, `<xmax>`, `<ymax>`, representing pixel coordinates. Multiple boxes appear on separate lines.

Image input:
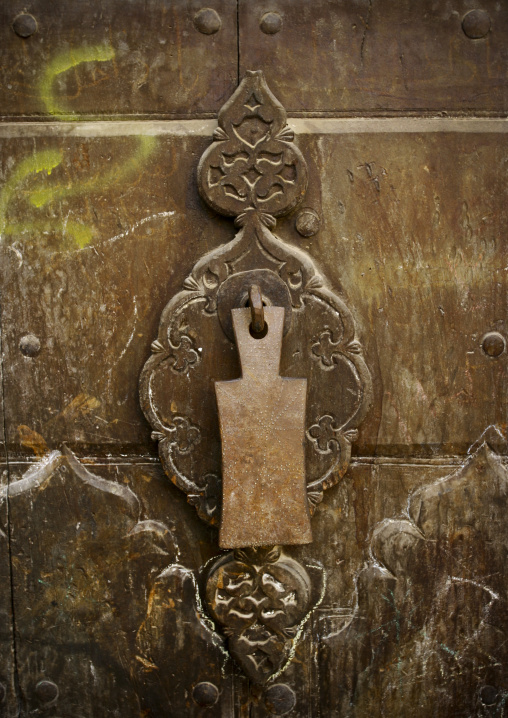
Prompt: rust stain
<box><xmin>135</xmin><ymin>655</ymin><xmax>158</xmax><ymax>671</ymax></box>
<box><xmin>17</xmin><ymin>425</ymin><xmax>49</xmax><ymax>457</ymax></box>
<box><xmin>56</xmin><ymin>393</ymin><xmax>101</xmax><ymax>421</ymax></box>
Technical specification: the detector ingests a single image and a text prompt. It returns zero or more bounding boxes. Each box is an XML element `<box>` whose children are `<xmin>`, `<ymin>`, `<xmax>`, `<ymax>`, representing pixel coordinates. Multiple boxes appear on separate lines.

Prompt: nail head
<box><xmin>194</xmin><ymin>8</ymin><xmax>222</xmax><ymax>35</ymax></box>
<box><xmin>480</xmin><ymin>685</ymin><xmax>498</xmax><ymax>705</ymax></box>
<box><xmin>264</xmin><ymin>683</ymin><xmax>296</xmax><ymax>715</ymax></box>
<box><xmin>295</xmin><ymin>208</ymin><xmax>321</xmax><ymax>237</ymax></box>
<box><xmin>192</xmin><ymin>681</ymin><xmax>219</xmax><ymax>706</ymax></box>
<box><xmin>12</xmin><ymin>13</ymin><xmax>37</xmax><ymax>38</ymax></box>
<box><xmin>35</xmin><ymin>680</ymin><xmax>58</xmax><ymax>705</ymax></box>
<box><xmin>260</xmin><ymin>12</ymin><xmax>283</xmax><ymax>35</ymax></box>
<box><xmin>462</xmin><ymin>9</ymin><xmax>491</xmax><ymax>39</ymax></box>
<box><xmin>481</xmin><ymin>332</ymin><xmax>506</xmax><ymax>357</ymax></box>
<box><xmin>19</xmin><ymin>334</ymin><xmax>41</xmax><ymax>357</ymax></box>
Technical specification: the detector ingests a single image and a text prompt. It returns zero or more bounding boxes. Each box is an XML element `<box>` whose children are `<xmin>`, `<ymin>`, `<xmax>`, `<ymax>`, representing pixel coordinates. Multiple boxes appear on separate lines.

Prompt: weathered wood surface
<box><xmin>1</xmin><ymin>127</ymin><xmax>505</xmax><ymax>459</ymax></box>
<box><xmin>239</xmin><ymin>0</ymin><xmax>508</xmax><ymax>115</ymax></box>
<box><xmin>0</xmin><ymin>1</ymin><xmax>507</xmax><ymax>714</ymax></box>
<box><xmin>0</xmin><ymin>0</ymin><xmax>238</xmax><ymax>119</ymax></box>
<box><xmin>0</xmin><ymin>123</ymin><xmax>506</xmax><ymax>714</ymax></box>
<box><xmin>0</xmin><ymin>352</ymin><xmax>16</xmax><ymax>716</ymax></box>
<box><xmin>2</xmin><ymin>0</ymin><xmax>507</xmax><ymax>120</ymax></box>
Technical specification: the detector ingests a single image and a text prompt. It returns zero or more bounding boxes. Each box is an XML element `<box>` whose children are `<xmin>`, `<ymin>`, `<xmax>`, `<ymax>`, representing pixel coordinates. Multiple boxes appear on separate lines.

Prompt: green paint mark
<box><xmin>2</xmin><ymin>135</ymin><xmax>156</xmax><ymax>250</ymax></box>
<box><xmin>0</xmin><ymin>149</ymin><xmax>63</xmax><ymax>236</ymax></box>
<box><xmin>4</xmin><ymin>220</ymin><xmax>95</xmax><ymax>249</ymax></box>
<box><xmin>29</xmin><ymin>136</ymin><xmax>157</xmax><ymax>209</ymax></box>
<box><xmin>64</xmin><ymin>220</ymin><xmax>95</xmax><ymax>248</ymax></box>
<box><xmin>39</xmin><ymin>44</ymin><xmax>115</xmax><ymax>118</ymax></box>
<box><xmin>0</xmin><ymin>39</ymin><xmax>157</xmax><ymax>251</ymax></box>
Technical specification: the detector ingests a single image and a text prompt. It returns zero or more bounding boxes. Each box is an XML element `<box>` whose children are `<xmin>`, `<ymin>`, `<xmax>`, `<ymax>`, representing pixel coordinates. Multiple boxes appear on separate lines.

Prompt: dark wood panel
<box><xmin>0</xmin><ymin>468</ymin><xmax>17</xmax><ymax>716</ymax></box>
<box><xmin>0</xmin><ymin>125</ymin><xmax>505</xmax><ymax>459</ymax></box>
<box><xmin>277</xmin><ymin>126</ymin><xmax>508</xmax><ymax>456</ymax></box>
<box><xmin>0</xmin><ymin>334</ymin><xmax>18</xmax><ymax>714</ymax></box>
<box><xmin>0</xmin><ymin>0</ymin><xmax>237</xmax><ymax>118</ymax></box>
<box><xmin>239</xmin><ymin>0</ymin><xmax>508</xmax><ymax>115</ymax></box>
<box><xmin>319</xmin><ymin>443</ymin><xmax>508</xmax><ymax>717</ymax></box>
<box><xmin>0</xmin><ymin>128</ymin><xmax>231</xmax><ymax>457</ymax></box>
<box><xmin>6</xmin><ymin>450</ymin><xmax>479</xmax><ymax>716</ymax></box>
<box><xmin>6</xmin><ymin>454</ymin><xmax>239</xmax><ymax>717</ymax></box>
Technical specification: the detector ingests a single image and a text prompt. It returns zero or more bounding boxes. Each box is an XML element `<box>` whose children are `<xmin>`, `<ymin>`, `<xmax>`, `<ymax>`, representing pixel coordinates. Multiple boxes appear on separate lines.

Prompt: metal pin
<box><xmin>248</xmin><ymin>284</ymin><xmax>264</xmax><ymax>333</ymax></box>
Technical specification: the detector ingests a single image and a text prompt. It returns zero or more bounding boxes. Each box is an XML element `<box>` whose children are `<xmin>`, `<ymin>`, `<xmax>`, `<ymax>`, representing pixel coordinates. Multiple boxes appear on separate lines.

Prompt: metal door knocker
<box><xmin>139</xmin><ymin>70</ymin><xmax>372</xmax><ymax>683</ymax></box>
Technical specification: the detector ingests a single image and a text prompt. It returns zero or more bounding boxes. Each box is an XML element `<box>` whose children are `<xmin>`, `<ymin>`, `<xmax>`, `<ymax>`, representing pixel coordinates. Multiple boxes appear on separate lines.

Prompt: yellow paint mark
<box><xmin>146</xmin><ymin>584</ymin><xmax>157</xmax><ymax>616</ymax></box>
<box><xmin>57</xmin><ymin>394</ymin><xmax>101</xmax><ymax>421</ymax></box>
<box><xmin>29</xmin><ymin>136</ymin><xmax>157</xmax><ymax>209</ymax></box>
<box><xmin>63</xmin><ymin>221</ymin><xmax>95</xmax><ymax>248</ymax></box>
<box><xmin>17</xmin><ymin>425</ymin><xmax>49</xmax><ymax>458</ymax></box>
<box><xmin>0</xmin><ymin>149</ymin><xmax>62</xmax><ymax>235</ymax></box>
<box><xmin>4</xmin><ymin>220</ymin><xmax>95</xmax><ymax>249</ymax></box>
<box><xmin>135</xmin><ymin>655</ymin><xmax>159</xmax><ymax>671</ymax></box>
<box><xmin>39</xmin><ymin>44</ymin><xmax>115</xmax><ymax>118</ymax></box>
<box><xmin>1</xmin><ymin>44</ymin><xmax>157</xmax><ymax>251</ymax></box>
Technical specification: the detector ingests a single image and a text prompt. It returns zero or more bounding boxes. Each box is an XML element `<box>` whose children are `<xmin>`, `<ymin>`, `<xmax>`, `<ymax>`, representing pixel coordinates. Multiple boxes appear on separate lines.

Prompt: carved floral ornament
<box><xmin>139</xmin><ymin>70</ymin><xmax>372</xmax><ymax>682</ymax></box>
<box><xmin>140</xmin><ymin>70</ymin><xmax>372</xmax><ymax>525</ymax></box>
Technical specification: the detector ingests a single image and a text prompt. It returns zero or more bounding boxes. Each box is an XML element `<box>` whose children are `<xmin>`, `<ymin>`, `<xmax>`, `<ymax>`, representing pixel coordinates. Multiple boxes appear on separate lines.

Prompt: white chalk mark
<box><xmin>116</xmin><ymin>297</ymin><xmax>138</xmax><ymax>365</ymax></box>
<box><xmin>7</xmin><ymin>244</ymin><xmax>23</xmax><ymax>268</ymax></box>
<box><xmin>81</xmin><ymin>211</ymin><xmax>175</xmax><ymax>252</ymax></box>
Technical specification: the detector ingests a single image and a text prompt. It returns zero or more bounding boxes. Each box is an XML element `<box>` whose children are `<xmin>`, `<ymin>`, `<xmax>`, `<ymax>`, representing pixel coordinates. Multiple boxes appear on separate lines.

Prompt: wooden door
<box><xmin>0</xmin><ymin>1</ymin><xmax>506</xmax><ymax>715</ymax></box>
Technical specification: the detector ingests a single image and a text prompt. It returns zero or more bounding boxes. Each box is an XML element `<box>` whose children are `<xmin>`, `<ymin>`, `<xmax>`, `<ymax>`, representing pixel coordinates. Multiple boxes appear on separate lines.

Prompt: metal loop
<box><xmin>248</xmin><ymin>284</ymin><xmax>265</xmax><ymax>333</ymax></box>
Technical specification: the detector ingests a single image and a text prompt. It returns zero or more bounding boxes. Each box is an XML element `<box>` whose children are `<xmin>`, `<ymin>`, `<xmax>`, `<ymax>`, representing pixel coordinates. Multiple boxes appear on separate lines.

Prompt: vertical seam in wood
<box><xmin>236</xmin><ymin>0</ymin><xmax>240</xmax><ymax>84</ymax></box>
<box><xmin>0</xmin><ymin>307</ymin><xmax>21</xmax><ymax>714</ymax></box>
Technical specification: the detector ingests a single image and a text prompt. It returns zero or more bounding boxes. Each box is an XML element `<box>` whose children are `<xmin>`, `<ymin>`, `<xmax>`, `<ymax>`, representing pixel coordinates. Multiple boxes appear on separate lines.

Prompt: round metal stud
<box><xmin>19</xmin><ymin>334</ymin><xmax>41</xmax><ymax>357</ymax></box>
<box><xmin>481</xmin><ymin>331</ymin><xmax>506</xmax><ymax>357</ymax></box>
<box><xmin>462</xmin><ymin>9</ymin><xmax>491</xmax><ymax>39</ymax></box>
<box><xmin>35</xmin><ymin>680</ymin><xmax>59</xmax><ymax>705</ymax></box>
<box><xmin>12</xmin><ymin>13</ymin><xmax>37</xmax><ymax>38</ymax></box>
<box><xmin>479</xmin><ymin>685</ymin><xmax>498</xmax><ymax>706</ymax></box>
<box><xmin>295</xmin><ymin>208</ymin><xmax>321</xmax><ymax>237</ymax></box>
<box><xmin>260</xmin><ymin>12</ymin><xmax>283</xmax><ymax>35</ymax></box>
<box><xmin>264</xmin><ymin>683</ymin><xmax>296</xmax><ymax>715</ymax></box>
<box><xmin>193</xmin><ymin>8</ymin><xmax>222</xmax><ymax>35</ymax></box>
<box><xmin>192</xmin><ymin>681</ymin><xmax>219</xmax><ymax>706</ymax></box>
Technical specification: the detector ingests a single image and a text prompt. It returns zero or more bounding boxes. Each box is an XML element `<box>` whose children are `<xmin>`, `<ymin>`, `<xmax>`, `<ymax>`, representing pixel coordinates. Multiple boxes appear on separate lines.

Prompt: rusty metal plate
<box><xmin>0</xmin><ymin>0</ymin><xmax>237</xmax><ymax>119</ymax></box>
<box><xmin>239</xmin><ymin>0</ymin><xmax>508</xmax><ymax>115</ymax></box>
<box><xmin>216</xmin><ymin>307</ymin><xmax>312</xmax><ymax>548</ymax></box>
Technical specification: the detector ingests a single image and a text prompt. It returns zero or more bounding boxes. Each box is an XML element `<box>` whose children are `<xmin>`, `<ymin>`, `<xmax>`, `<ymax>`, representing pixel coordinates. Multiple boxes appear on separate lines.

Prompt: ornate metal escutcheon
<box><xmin>139</xmin><ymin>70</ymin><xmax>373</xmax><ymax>683</ymax></box>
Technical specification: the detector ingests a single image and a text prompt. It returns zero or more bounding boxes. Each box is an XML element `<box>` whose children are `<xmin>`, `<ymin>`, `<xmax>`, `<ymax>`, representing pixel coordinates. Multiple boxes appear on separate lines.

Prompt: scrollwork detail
<box><xmin>197</xmin><ymin>71</ymin><xmax>307</xmax><ymax>219</ymax></box>
<box><xmin>139</xmin><ymin>71</ymin><xmax>372</xmax><ymax>526</ymax></box>
<box><xmin>205</xmin><ymin>546</ymin><xmax>322</xmax><ymax>684</ymax></box>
